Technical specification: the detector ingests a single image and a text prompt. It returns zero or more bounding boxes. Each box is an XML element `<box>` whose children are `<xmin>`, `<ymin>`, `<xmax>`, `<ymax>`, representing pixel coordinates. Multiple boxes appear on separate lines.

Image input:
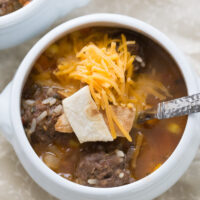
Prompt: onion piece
<box><xmin>43</xmin><ymin>152</ymin><xmax>60</xmax><ymax>170</ymax></box>
<box><xmin>48</xmin><ymin>145</ymin><xmax>63</xmax><ymax>158</ymax></box>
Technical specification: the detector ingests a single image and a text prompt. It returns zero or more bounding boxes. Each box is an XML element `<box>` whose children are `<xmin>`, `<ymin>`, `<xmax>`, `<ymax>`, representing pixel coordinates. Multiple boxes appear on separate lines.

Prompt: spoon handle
<box><xmin>157</xmin><ymin>93</ymin><xmax>200</xmax><ymax>119</ymax></box>
<box><xmin>137</xmin><ymin>93</ymin><xmax>200</xmax><ymax>123</ymax></box>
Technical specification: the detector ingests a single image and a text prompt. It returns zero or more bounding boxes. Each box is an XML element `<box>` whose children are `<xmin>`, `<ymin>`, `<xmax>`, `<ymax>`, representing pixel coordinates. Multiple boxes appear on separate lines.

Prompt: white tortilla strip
<box><xmin>56</xmin><ymin>105</ymin><xmax>136</xmax><ymax>138</ymax></box>
<box><xmin>62</xmin><ymin>86</ymin><xmax>113</xmax><ymax>143</ymax></box>
<box><xmin>55</xmin><ymin>114</ymin><xmax>73</xmax><ymax>133</ymax></box>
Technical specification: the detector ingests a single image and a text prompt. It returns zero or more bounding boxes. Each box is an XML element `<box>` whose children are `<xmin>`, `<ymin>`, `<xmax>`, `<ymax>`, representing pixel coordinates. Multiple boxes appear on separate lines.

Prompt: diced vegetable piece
<box><xmin>153</xmin><ymin>163</ymin><xmax>162</xmax><ymax>172</ymax></box>
<box><xmin>48</xmin><ymin>145</ymin><xmax>63</xmax><ymax>158</ymax></box>
<box><xmin>43</xmin><ymin>152</ymin><xmax>60</xmax><ymax>170</ymax></box>
<box><xmin>168</xmin><ymin>123</ymin><xmax>181</xmax><ymax>134</ymax></box>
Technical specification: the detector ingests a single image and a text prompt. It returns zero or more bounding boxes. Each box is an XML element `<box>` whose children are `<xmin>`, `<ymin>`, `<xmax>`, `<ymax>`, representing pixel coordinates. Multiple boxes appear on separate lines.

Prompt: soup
<box><xmin>0</xmin><ymin>0</ymin><xmax>31</xmax><ymax>16</ymax></box>
<box><xmin>21</xmin><ymin>27</ymin><xmax>187</xmax><ymax>187</ymax></box>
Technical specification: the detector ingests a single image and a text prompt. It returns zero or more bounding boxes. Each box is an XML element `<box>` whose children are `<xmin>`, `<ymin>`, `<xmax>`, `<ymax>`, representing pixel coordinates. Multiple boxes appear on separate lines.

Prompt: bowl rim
<box><xmin>9</xmin><ymin>13</ymin><xmax>200</xmax><ymax>198</ymax></box>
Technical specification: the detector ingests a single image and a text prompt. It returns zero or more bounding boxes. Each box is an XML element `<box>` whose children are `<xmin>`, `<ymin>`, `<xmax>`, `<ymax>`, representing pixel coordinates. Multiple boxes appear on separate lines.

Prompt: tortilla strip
<box><xmin>55</xmin><ymin>114</ymin><xmax>73</xmax><ymax>133</ymax></box>
<box><xmin>62</xmin><ymin>86</ymin><xmax>113</xmax><ymax>143</ymax></box>
<box><xmin>55</xmin><ymin>105</ymin><xmax>135</xmax><ymax>137</ymax></box>
<box><xmin>103</xmin><ymin>106</ymin><xmax>135</xmax><ymax>137</ymax></box>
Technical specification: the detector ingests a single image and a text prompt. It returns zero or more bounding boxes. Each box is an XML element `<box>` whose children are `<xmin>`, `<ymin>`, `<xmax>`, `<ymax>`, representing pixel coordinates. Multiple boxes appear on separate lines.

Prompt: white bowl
<box><xmin>0</xmin><ymin>0</ymin><xmax>89</xmax><ymax>49</ymax></box>
<box><xmin>0</xmin><ymin>14</ymin><xmax>200</xmax><ymax>200</ymax></box>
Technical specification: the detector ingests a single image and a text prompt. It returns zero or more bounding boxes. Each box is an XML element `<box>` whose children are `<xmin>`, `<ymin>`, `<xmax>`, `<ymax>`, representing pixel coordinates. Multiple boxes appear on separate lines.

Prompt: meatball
<box><xmin>75</xmin><ymin>151</ymin><xmax>135</xmax><ymax>187</ymax></box>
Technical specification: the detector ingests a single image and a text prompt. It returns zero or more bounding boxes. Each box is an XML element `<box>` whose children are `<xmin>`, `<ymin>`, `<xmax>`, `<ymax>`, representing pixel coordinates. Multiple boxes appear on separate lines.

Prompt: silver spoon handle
<box><xmin>157</xmin><ymin>93</ymin><xmax>200</xmax><ymax>119</ymax></box>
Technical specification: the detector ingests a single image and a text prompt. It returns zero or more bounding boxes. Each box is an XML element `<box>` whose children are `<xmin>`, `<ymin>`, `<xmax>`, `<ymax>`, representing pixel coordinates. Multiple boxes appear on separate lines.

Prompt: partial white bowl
<box><xmin>0</xmin><ymin>0</ymin><xmax>89</xmax><ymax>49</ymax></box>
<box><xmin>0</xmin><ymin>14</ymin><xmax>200</xmax><ymax>200</ymax></box>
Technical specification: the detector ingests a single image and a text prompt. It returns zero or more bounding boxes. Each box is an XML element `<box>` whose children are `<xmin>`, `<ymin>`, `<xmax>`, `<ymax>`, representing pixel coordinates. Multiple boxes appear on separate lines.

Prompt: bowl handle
<box><xmin>53</xmin><ymin>0</ymin><xmax>90</xmax><ymax>17</ymax></box>
<box><xmin>0</xmin><ymin>82</ymin><xmax>13</xmax><ymax>143</ymax></box>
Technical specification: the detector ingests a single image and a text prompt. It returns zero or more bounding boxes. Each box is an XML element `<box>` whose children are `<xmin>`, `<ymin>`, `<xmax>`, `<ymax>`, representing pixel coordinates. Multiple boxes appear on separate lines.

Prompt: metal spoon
<box><xmin>137</xmin><ymin>93</ymin><xmax>200</xmax><ymax>124</ymax></box>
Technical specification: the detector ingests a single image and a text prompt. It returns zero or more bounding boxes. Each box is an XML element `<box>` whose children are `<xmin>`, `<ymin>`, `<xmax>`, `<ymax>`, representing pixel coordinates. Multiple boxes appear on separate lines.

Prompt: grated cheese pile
<box><xmin>54</xmin><ymin>33</ymin><xmax>137</xmax><ymax>141</ymax></box>
<box><xmin>33</xmin><ymin>30</ymin><xmax>171</xmax><ymax>141</ymax></box>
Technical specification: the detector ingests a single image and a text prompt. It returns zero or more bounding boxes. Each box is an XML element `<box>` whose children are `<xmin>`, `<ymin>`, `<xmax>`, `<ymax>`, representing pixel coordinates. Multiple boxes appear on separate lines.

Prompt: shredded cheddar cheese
<box><xmin>33</xmin><ymin>30</ymin><xmax>171</xmax><ymax>141</ymax></box>
<box><xmin>102</xmin><ymin>90</ymin><xmax>116</xmax><ymax>139</ymax></box>
<box><xmin>53</xmin><ymin>33</ymin><xmax>136</xmax><ymax>140</ymax></box>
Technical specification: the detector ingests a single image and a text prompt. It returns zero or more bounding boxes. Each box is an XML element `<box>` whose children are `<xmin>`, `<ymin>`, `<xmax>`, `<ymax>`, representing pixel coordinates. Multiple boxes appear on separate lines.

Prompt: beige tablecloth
<box><xmin>0</xmin><ymin>0</ymin><xmax>200</xmax><ymax>199</ymax></box>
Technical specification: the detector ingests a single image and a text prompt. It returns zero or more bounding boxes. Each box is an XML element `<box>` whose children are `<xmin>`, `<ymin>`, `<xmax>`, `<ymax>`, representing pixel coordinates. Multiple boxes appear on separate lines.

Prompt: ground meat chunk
<box><xmin>75</xmin><ymin>151</ymin><xmax>135</xmax><ymax>187</ymax></box>
<box><xmin>0</xmin><ymin>0</ymin><xmax>21</xmax><ymax>16</ymax></box>
<box><xmin>127</xmin><ymin>43</ymin><xmax>146</xmax><ymax>72</ymax></box>
<box><xmin>108</xmin><ymin>30</ymin><xmax>146</xmax><ymax>72</ymax></box>
<box><xmin>21</xmin><ymin>84</ymin><xmax>64</xmax><ymax>144</ymax></box>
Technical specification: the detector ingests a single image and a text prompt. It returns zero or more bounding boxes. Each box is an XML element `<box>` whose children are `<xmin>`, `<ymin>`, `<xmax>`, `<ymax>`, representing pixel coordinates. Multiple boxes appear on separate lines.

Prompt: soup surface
<box><xmin>21</xmin><ymin>27</ymin><xmax>187</xmax><ymax>187</ymax></box>
<box><xmin>0</xmin><ymin>0</ymin><xmax>31</xmax><ymax>16</ymax></box>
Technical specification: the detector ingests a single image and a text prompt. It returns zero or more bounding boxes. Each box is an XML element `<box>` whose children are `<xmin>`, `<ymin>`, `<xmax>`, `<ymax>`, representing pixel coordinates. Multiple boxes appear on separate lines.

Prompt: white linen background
<box><xmin>0</xmin><ymin>0</ymin><xmax>200</xmax><ymax>199</ymax></box>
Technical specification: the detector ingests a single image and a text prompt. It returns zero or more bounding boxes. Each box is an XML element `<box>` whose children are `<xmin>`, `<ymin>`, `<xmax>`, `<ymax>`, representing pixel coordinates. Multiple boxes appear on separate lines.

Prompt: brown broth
<box><xmin>131</xmin><ymin>35</ymin><xmax>187</xmax><ymax>179</ymax></box>
<box><xmin>22</xmin><ymin>27</ymin><xmax>187</xmax><ymax>185</ymax></box>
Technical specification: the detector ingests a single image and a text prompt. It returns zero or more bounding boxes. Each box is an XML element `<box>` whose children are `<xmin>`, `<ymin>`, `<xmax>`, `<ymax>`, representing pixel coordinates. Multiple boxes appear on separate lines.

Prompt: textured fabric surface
<box><xmin>0</xmin><ymin>0</ymin><xmax>200</xmax><ymax>199</ymax></box>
